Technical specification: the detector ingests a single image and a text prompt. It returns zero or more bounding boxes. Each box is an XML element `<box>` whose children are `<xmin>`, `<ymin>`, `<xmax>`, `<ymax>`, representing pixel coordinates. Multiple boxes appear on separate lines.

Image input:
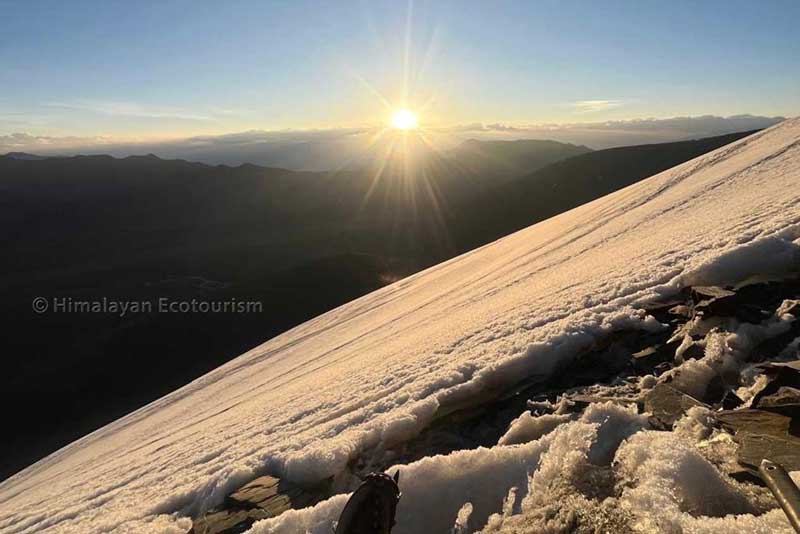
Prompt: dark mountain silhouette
<box><xmin>2</xmin><ymin>152</ymin><xmax>49</xmax><ymax>160</ymax></box>
<box><xmin>446</xmin><ymin>139</ymin><xmax>591</xmax><ymax>181</ymax></box>
<box><xmin>0</xmin><ymin>129</ymin><xmax>756</xmax><ymax>480</ymax></box>
<box><xmin>453</xmin><ymin>130</ymin><xmax>760</xmax><ymax>250</ymax></box>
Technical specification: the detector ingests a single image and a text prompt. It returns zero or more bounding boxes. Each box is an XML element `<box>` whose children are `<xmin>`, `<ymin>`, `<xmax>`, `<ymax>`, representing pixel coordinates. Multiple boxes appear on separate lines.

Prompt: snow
<box><xmin>251</xmin><ymin>402</ymin><xmax>647</xmax><ymax>534</ymax></box>
<box><xmin>664</xmin><ymin>311</ymin><xmax>796</xmax><ymax>400</ymax></box>
<box><xmin>497</xmin><ymin>411</ymin><xmax>574</xmax><ymax>446</ymax></box>
<box><xmin>614</xmin><ymin>430</ymin><xmax>787</xmax><ymax>534</ymax></box>
<box><xmin>1</xmin><ymin>118</ymin><xmax>800</xmax><ymax>533</ymax></box>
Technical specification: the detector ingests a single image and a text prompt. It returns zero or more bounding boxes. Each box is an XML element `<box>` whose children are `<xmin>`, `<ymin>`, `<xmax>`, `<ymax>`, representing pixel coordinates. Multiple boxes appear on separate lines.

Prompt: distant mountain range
<box><xmin>455</xmin><ymin>130</ymin><xmax>760</xmax><ymax>249</ymax></box>
<box><xmin>2</xmin><ymin>152</ymin><xmax>49</xmax><ymax>160</ymax></box>
<box><xmin>3</xmin><ymin>114</ymin><xmax>783</xmax><ymax>171</ymax></box>
<box><xmin>446</xmin><ymin>139</ymin><xmax>591</xmax><ymax>182</ymax></box>
<box><xmin>0</xmin><ymin>128</ymin><xmax>757</xmax><ymax>479</ymax></box>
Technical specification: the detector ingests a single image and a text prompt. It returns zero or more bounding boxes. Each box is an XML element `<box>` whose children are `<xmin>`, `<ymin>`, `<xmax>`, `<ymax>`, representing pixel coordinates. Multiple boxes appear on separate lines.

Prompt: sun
<box><xmin>390</xmin><ymin>109</ymin><xmax>418</xmax><ymax>130</ymax></box>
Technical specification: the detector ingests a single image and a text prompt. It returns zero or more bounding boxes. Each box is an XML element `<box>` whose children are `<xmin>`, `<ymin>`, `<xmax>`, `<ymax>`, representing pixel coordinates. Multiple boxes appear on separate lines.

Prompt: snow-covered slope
<box><xmin>2</xmin><ymin>119</ymin><xmax>800</xmax><ymax>534</ymax></box>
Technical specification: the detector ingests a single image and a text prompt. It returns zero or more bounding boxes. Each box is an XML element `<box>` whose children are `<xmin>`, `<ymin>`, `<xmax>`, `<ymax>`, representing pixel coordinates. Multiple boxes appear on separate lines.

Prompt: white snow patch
<box><xmin>250</xmin><ymin>403</ymin><xmax>647</xmax><ymax>534</ymax></box>
<box><xmin>497</xmin><ymin>411</ymin><xmax>574</xmax><ymax>446</ymax></box>
<box><xmin>615</xmin><ymin>431</ymin><xmax>793</xmax><ymax>533</ymax></box>
<box><xmin>664</xmin><ymin>310</ymin><xmax>796</xmax><ymax>400</ymax></box>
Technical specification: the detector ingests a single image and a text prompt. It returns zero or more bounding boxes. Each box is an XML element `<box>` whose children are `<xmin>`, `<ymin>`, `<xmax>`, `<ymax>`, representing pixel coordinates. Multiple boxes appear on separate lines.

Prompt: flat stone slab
<box><xmin>190</xmin><ymin>508</ymin><xmax>270</xmax><ymax>534</ymax></box>
<box><xmin>757</xmin><ymin>386</ymin><xmax>800</xmax><ymax>418</ymax></box>
<box><xmin>716</xmin><ymin>409</ymin><xmax>800</xmax><ymax>472</ymax></box>
<box><xmin>190</xmin><ymin>476</ymin><xmax>326</xmax><ymax>534</ymax></box>
<box><xmin>643</xmin><ymin>383</ymin><xmax>707</xmax><ymax>428</ymax></box>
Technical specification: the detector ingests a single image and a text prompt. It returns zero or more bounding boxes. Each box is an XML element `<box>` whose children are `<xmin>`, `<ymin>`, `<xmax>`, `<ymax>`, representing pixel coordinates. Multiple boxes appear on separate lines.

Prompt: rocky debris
<box><xmin>716</xmin><ymin>409</ymin><xmax>800</xmax><ymax>472</ymax></box>
<box><xmin>190</xmin><ymin>508</ymin><xmax>268</xmax><ymax>534</ymax></box>
<box><xmin>631</xmin><ymin>341</ymin><xmax>679</xmax><ymax>374</ymax></box>
<box><xmin>689</xmin><ymin>285</ymin><xmax>768</xmax><ymax>323</ymax></box>
<box><xmin>186</xmin><ymin>278</ymin><xmax>800</xmax><ymax>530</ymax></box>
<box><xmin>189</xmin><ymin>476</ymin><xmax>329</xmax><ymax>534</ymax></box>
<box><xmin>752</xmin><ymin>322</ymin><xmax>800</xmax><ymax>362</ymax></box>
<box><xmin>746</xmin><ymin>360</ymin><xmax>800</xmax><ymax>415</ymax></box>
<box><xmin>705</xmin><ymin>374</ymin><xmax>745</xmax><ymax>409</ymax></box>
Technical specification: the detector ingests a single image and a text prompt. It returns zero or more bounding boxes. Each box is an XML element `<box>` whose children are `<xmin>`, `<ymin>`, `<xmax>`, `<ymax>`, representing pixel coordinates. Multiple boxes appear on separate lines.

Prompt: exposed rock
<box><xmin>568</xmin><ymin>394</ymin><xmax>640</xmax><ymax>409</ymax></box>
<box><xmin>190</xmin><ymin>508</ymin><xmax>269</xmax><ymax>534</ymax></box>
<box><xmin>751</xmin><ymin>360</ymin><xmax>800</xmax><ymax>408</ymax></box>
<box><xmin>631</xmin><ymin>341</ymin><xmax>678</xmax><ymax>374</ymax></box>
<box><xmin>692</xmin><ymin>285</ymin><xmax>736</xmax><ymax>302</ymax></box>
<box><xmin>701</xmin><ymin>374</ymin><xmax>745</xmax><ymax>409</ymax></box>
<box><xmin>721</xmin><ymin>391</ymin><xmax>745</xmax><ymax>410</ymax></box>
<box><xmin>191</xmin><ymin>282</ymin><xmax>800</xmax><ymax>533</ymax></box>
<box><xmin>668</xmin><ymin>304</ymin><xmax>693</xmax><ymax>318</ymax></box>
<box><xmin>690</xmin><ymin>282</ymin><xmax>800</xmax><ymax>324</ymax></box>
<box><xmin>190</xmin><ymin>476</ymin><xmax>328</xmax><ymax>534</ymax></box>
<box><xmin>227</xmin><ymin>475</ymin><xmax>320</xmax><ymax>512</ymax></box>
<box><xmin>715</xmin><ymin>409</ymin><xmax>800</xmax><ymax>472</ymax></box>
<box><xmin>757</xmin><ymin>360</ymin><xmax>800</xmax><ymax>372</ymax></box>
<box><xmin>643</xmin><ymin>384</ymin><xmax>707</xmax><ymax>428</ymax></box>
<box><xmin>757</xmin><ymin>386</ymin><xmax>800</xmax><ymax>418</ymax></box>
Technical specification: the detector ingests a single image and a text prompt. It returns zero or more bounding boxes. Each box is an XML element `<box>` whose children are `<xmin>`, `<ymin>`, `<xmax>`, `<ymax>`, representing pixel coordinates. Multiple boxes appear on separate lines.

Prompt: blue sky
<box><xmin>1</xmin><ymin>0</ymin><xmax>798</xmax><ymax>138</ymax></box>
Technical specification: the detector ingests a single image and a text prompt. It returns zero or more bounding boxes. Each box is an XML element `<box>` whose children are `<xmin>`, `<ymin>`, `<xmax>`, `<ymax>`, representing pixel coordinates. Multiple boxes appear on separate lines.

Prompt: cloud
<box><xmin>46</xmin><ymin>100</ymin><xmax>215</xmax><ymax>121</ymax></box>
<box><xmin>572</xmin><ymin>100</ymin><xmax>625</xmax><ymax>113</ymax></box>
<box><xmin>183</xmin><ymin>127</ymin><xmax>371</xmax><ymax>146</ymax></box>
<box><xmin>435</xmin><ymin>123</ymin><xmax>525</xmax><ymax>133</ymax></box>
<box><xmin>439</xmin><ymin>115</ymin><xmax>785</xmax><ymax>150</ymax></box>
<box><xmin>0</xmin><ymin>132</ymin><xmax>110</xmax><ymax>150</ymax></box>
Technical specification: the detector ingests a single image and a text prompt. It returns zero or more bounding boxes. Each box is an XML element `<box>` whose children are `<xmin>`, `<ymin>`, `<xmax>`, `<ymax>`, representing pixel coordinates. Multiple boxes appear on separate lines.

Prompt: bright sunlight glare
<box><xmin>390</xmin><ymin>109</ymin><xmax>418</xmax><ymax>130</ymax></box>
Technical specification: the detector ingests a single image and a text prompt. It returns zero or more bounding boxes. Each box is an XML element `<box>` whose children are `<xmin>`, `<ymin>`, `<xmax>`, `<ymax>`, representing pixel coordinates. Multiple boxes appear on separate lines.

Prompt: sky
<box><xmin>1</xmin><ymin>0</ymin><xmax>798</xmax><ymax>140</ymax></box>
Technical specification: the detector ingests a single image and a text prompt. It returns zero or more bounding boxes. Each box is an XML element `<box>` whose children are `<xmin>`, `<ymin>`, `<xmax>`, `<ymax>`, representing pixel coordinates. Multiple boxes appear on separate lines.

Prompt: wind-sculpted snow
<box><xmin>1</xmin><ymin>119</ymin><xmax>800</xmax><ymax>533</ymax></box>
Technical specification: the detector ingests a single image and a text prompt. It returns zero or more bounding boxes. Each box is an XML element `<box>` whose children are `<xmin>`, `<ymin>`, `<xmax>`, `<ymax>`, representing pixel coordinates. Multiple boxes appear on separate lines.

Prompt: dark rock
<box><xmin>643</xmin><ymin>384</ymin><xmax>707</xmax><ymax>428</ymax></box>
<box><xmin>704</xmin><ymin>375</ymin><xmax>744</xmax><ymax>409</ymax></box>
<box><xmin>719</xmin><ymin>389</ymin><xmax>745</xmax><ymax>410</ymax></box>
<box><xmin>757</xmin><ymin>360</ymin><xmax>800</xmax><ymax>372</ymax></box>
<box><xmin>681</xmin><ymin>342</ymin><xmax>706</xmax><ymax>361</ymax></box>
<box><xmin>669</xmin><ymin>304</ymin><xmax>693</xmax><ymax>318</ymax></box>
<box><xmin>652</xmin><ymin>362</ymin><xmax>673</xmax><ymax>377</ymax></box>
<box><xmin>190</xmin><ymin>476</ymin><xmax>328</xmax><ymax>534</ymax></box>
<box><xmin>190</xmin><ymin>508</ymin><xmax>268</xmax><ymax>534</ymax></box>
<box><xmin>631</xmin><ymin>341</ymin><xmax>678</xmax><ymax>374</ymax></box>
<box><xmin>226</xmin><ymin>475</ymin><xmax>319</xmax><ymax>513</ymax></box>
<box><xmin>641</xmin><ymin>296</ymin><xmax>690</xmax><ymax>323</ymax></box>
<box><xmin>751</xmin><ymin>361</ymin><xmax>800</xmax><ymax>407</ymax></box>
<box><xmin>715</xmin><ymin>409</ymin><xmax>800</xmax><ymax>472</ymax></box>
<box><xmin>751</xmin><ymin>322</ymin><xmax>800</xmax><ymax>362</ymax></box>
<box><xmin>691</xmin><ymin>284</ymin><xmax>778</xmax><ymax>323</ymax></box>
<box><xmin>757</xmin><ymin>386</ymin><xmax>800</xmax><ymax>418</ymax></box>
<box><xmin>705</xmin><ymin>375</ymin><xmax>728</xmax><ymax>405</ymax></box>
<box><xmin>692</xmin><ymin>285</ymin><xmax>736</xmax><ymax>301</ymax></box>
<box><xmin>569</xmin><ymin>394</ymin><xmax>640</xmax><ymax>409</ymax></box>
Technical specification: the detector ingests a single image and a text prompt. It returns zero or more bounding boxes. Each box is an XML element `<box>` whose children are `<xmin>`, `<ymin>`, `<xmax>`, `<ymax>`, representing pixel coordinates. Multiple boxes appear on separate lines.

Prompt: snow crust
<box><xmin>497</xmin><ymin>411</ymin><xmax>574</xmax><ymax>446</ymax></box>
<box><xmin>1</xmin><ymin>118</ymin><xmax>800</xmax><ymax>533</ymax></box>
<box><xmin>251</xmin><ymin>402</ymin><xmax>647</xmax><ymax>534</ymax></box>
